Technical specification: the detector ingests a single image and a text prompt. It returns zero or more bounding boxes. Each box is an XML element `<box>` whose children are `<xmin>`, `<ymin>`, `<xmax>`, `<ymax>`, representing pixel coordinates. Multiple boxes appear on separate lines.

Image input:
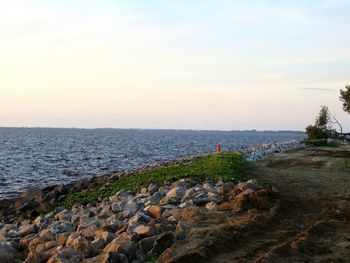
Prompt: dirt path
<box><xmin>209</xmin><ymin>145</ymin><xmax>350</xmax><ymax>262</ymax></box>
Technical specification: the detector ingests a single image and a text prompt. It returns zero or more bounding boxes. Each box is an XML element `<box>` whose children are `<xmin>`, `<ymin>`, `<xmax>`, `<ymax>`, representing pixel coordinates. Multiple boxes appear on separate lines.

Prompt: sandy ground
<box><xmin>208</xmin><ymin>145</ymin><xmax>350</xmax><ymax>262</ymax></box>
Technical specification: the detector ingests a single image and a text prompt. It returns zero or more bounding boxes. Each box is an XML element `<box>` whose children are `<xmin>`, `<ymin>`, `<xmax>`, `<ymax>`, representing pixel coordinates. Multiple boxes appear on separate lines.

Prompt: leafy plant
<box><xmin>61</xmin><ymin>152</ymin><xmax>253</xmax><ymax>209</ymax></box>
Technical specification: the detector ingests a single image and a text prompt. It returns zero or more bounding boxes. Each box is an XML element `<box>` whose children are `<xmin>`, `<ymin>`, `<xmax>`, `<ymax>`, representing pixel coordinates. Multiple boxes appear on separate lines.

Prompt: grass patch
<box><xmin>305</xmin><ymin>139</ymin><xmax>339</xmax><ymax>147</ymax></box>
<box><xmin>339</xmin><ymin>160</ymin><xmax>350</xmax><ymax>172</ymax></box>
<box><xmin>61</xmin><ymin>152</ymin><xmax>252</xmax><ymax>209</ymax></box>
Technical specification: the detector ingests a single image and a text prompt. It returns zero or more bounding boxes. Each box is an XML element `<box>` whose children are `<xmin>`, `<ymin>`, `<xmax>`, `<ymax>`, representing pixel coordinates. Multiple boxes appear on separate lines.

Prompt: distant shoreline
<box><xmin>0</xmin><ymin>126</ymin><xmax>306</xmax><ymax>133</ymax></box>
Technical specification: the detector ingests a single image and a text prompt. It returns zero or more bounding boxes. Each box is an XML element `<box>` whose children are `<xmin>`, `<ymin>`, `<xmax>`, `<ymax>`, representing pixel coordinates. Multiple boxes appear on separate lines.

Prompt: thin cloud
<box><xmin>298</xmin><ymin>87</ymin><xmax>337</xmax><ymax>92</ymax></box>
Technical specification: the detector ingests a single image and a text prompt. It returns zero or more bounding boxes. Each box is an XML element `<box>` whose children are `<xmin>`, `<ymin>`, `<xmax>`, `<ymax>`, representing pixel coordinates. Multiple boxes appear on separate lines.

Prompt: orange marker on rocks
<box><xmin>215</xmin><ymin>144</ymin><xmax>222</xmax><ymax>153</ymax></box>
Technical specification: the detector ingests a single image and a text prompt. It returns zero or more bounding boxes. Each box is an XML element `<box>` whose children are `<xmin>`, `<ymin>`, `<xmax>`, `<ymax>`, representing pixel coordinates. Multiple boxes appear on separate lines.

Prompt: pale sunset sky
<box><xmin>1</xmin><ymin>0</ymin><xmax>349</xmax><ymax>131</ymax></box>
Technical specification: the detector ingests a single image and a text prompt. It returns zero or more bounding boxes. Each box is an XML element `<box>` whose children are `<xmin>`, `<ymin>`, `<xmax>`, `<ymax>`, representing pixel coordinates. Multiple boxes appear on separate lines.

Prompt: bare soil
<box><xmin>208</xmin><ymin>145</ymin><xmax>350</xmax><ymax>262</ymax></box>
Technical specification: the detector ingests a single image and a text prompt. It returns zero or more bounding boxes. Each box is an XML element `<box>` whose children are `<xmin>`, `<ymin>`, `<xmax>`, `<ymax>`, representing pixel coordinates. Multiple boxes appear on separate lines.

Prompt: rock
<box><xmin>182</xmin><ymin>188</ymin><xmax>195</xmax><ymax>202</ymax></box>
<box><xmin>0</xmin><ymin>242</ymin><xmax>21</xmax><ymax>263</ymax></box>
<box><xmin>34</xmin><ymin>216</ymin><xmax>46</xmax><ymax>228</ymax></box>
<box><xmin>176</xmin><ymin>221</ymin><xmax>193</xmax><ymax>232</ymax></box>
<box><xmin>35</xmin><ymin>240</ymin><xmax>57</xmax><ymax>253</ymax></box>
<box><xmin>129</xmin><ymin>212</ymin><xmax>152</xmax><ymax>225</ymax></box>
<box><xmin>55</xmin><ymin>232</ymin><xmax>72</xmax><ymax>246</ymax></box>
<box><xmin>203</xmin><ymin>182</ymin><xmax>216</xmax><ymax>192</ymax></box>
<box><xmin>140</xmin><ymin>187</ymin><xmax>148</xmax><ymax>194</ymax></box>
<box><xmin>147</xmin><ymin>191</ymin><xmax>164</xmax><ymax>205</ymax></box>
<box><xmin>133</xmin><ymin>225</ymin><xmax>154</xmax><ymax>237</ymax></box>
<box><xmin>55</xmin><ymin>210</ymin><xmax>72</xmax><ymax>221</ymax></box>
<box><xmin>167</xmin><ymin>216</ymin><xmax>177</xmax><ymax>223</ymax></box>
<box><xmin>91</xmin><ymin>237</ymin><xmax>105</xmax><ymax>251</ymax></box>
<box><xmin>148</xmin><ymin>183</ymin><xmax>159</xmax><ymax>195</ymax></box>
<box><xmin>96</xmin><ymin>231</ymin><xmax>115</xmax><ymax>245</ymax></box>
<box><xmin>77</xmin><ymin>221</ymin><xmax>99</xmax><ymax>239</ymax></box>
<box><xmin>20</xmin><ymin>233</ymin><xmax>38</xmax><ymax>249</ymax></box>
<box><xmin>144</xmin><ymin>205</ymin><xmax>162</xmax><ymax>218</ymax></box>
<box><xmin>179</xmin><ymin>201</ymin><xmax>193</xmax><ymax>208</ymax></box>
<box><xmin>6</xmin><ymin>229</ymin><xmax>20</xmax><ymax>238</ymax></box>
<box><xmin>111</xmin><ymin>203</ymin><xmax>123</xmax><ymax>213</ymax></box>
<box><xmin>19</xmin><ymin>224</ymin><xmax>38</xmax><ymax>237</ymax></box>
<box><xmin>237</xmin><ymin>180</ymin><xmax>258</xmax><ymax>192</ymax></box>
<box><xmin>52</xmin><ymin>222</ymin><xmax>76</xmax><ymax>234</ymax></box>
<box><xmin>101</xmin><ymin>220</ymin><xmax>123</xmax><ymax>233</ymax></box>
<box><xmin>21</xmin><ymin>187</ymin><xmax>42</xmax><ymax>200</ymax></box>
<box><xmin>66</xmin><ymin>235</ymin><xmax>96</xmax><ymax>257</ymax></box>
<box><xmin>220</xmin><ymin>182</ymin><xmax>235</xmax><ymax>194</ymax></box>
<box><xmin>103</xmin><ymin>238</ymin><xmax>137</xmax><ymax>260</ymax></box>
<box><xmin>152</xmin><ymin>232</ymin><xmax>175</xmax><ymax>254</ymax></box>
<box><xmin>166</xmin><ymin>187</ymin><xmax>186</xmax><ymax>199</ymax></box>
<box><xmin>205</xmin><ymin>201</ymin><xmax>218</xmax><ymax>211</ymax></box>
<box><xmin>139</xmin><ymin>236</ymin><xmax>156</xmax><ymax>253</ymax></box>
<box><xmin>47</xmin><ymin>248</ymin><xmax>84</xmax><ymax>263</ymax></box>
<box><xmin>243</xmin><ymin>189</ymin><xmax>256</xmax><ymax>195</ymax></box>
<box><xmin>85</xmin><ymin>252</ymin><xmax>128</xmax><ymax>263</ymax></box>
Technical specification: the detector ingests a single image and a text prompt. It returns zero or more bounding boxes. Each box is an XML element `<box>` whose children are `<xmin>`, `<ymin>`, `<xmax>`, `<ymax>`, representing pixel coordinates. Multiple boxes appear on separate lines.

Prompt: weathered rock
<box><xmin>0</xmin><ymin>242</ymin><xmax>21</xmax><ymax>263</ymax></box>
<box><xmin>34</xmin><ymin>216</ymin><xmax>46</xmax><ymax>228</ymax></box>
<box><xmin>95</xmin><ymin>230</ymin><xmax>115</xmax><ymax>245</ymax></box>
<box><xmin>111</xmin><ymin>203</ymin><xmax>123</xmax><ymax>213</ymax></box>
<box><xmin>148</xmin><ymin>183</ymin><xmax>159</xmax><ymax>195</ymax></box>
<box><xmin>66</xmin><ymin>235</ymin><xmax>96</xmax><ymax>257</ymax></box>
<box><xmin>19</xmin><ymin>223</ymin><xmax>38</xmax><ymax>237</ymax></box>
<box><xmin>47</xmin><ymin>248</ymin><xmax>84</xmax><ymax>263</ymax></box>
<box><xmin>152</xmin><ymin>232</ymin><xmax>175</xmax><ymax>254</ymax></box>
<box><xmin>91</xmin><ymin>237</ymin><xmax>105</xmax><ymax>251</ymax></box>
<box><xmin>35</xmin><ymin>240</ymin><xmax>57</xmax><ymax>253</ymax></box>
<box><xmin>205</xmin><ymin>201</ymin><xmax>218</xmax><ymax>211</ymax></box>
<box><xmin>166</xmin><ymin>187</ymin><xmax>186</xmax><ymax>199</ymax></box>
<box><xmin>176</xmin><ymin>221</ymin><xmax>193</xmax><ymax>232</ymax></box>
<box><xmin>55</xmin><ymin>210</ymin><xmax>72</xmax><ymax>221</ymax></box>
<box><xmin>144</xmin><ymin>205</ymin><xmax>162</xmax><ymax>218</ymax></box>
<box><xmin>147</xmin><ymin>191</ymin><xmax>164</xmax><ymax>205</ymax></box>
<box><xmin>220</xmin><ymin>182</ymin><xmax>235</xmax><ymax>194</ymax></box>
<box><xmin>85</xmin><ymin>252</ymin><xmax>128</xmax><ymax>263</ymax></box>
<box><xmin>139</xmin><ymin>236</ymin><xmax>157</xmax><ymax>253</ymax></box>
<box><xmin>133</xmin><ymin>225</ymin><xmax>154</xmax><ymax>237</ymax></box>
<box><xmin>103</xmin><ymin>238</ymin><xmax>137</xmax><ymax>260</ymax></box>
<box><xmin>52</xmin><ymin>222</ymin><xmax>76</xmax><ymax>234</ymax></box>
<box><xmin>55</xmin><ymin>232</ymin><xmax>72</xmax><ymax>246</ymax></box>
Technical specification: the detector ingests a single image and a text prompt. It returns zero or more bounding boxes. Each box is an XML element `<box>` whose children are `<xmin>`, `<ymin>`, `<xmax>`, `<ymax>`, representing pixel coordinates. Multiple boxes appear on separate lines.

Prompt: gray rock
<box><xmin>52</xmin><ymin>222</ymin><xmax>76</xmax><ymax>234</ymax></box>
<box><xmin>152</xmin><ymin>232</ymin><xmax>175</xmax><ymax>254</ymax></box>
<box><xmin>0</xmin><ymin>242</ymin><xmax>21</xmax><ymax>263</ymax></box>
<box><xmin>47</xmin><ymin>248</ymin><xmax>84</xmax><ymax>263</ymax></box>
<box><xmin>111</xmin><ymin>203</ymin><xmax>123</xmax><ymax>213</ymax></box>
<box><xmin>139</xmin><ymin>236</ymin><xmax>156</xmax><ymax>253</ymax></box>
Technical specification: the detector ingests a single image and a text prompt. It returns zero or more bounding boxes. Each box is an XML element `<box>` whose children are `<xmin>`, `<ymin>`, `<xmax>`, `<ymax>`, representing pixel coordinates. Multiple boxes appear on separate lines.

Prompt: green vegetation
<box><xmin>305</xmin><ymin>139</ymin><xmax>339</xmax><ymax>147</ymax></box>
<box><xmin>61</xmin><ymin>152</ymin><xmax>253</xmax><ymax>209</ymax></box>
<box><xmin>340</xmin><ymin>84</ymin><xmax>350</xmax><ymax>114</ymax></box>
<box><xmin>143</xmin><ymin>253</ymin><xmax>158</xmax><ymax>263</ymax></box>
<box><xmin>306</xmin><ymin>106</ymin><xmax>332</xmax><ymax>140</ymax></box>
<box><xmin>339</xmin><ymin>160</ymin><xmax>350</xmax><ymax>172</ymax></box>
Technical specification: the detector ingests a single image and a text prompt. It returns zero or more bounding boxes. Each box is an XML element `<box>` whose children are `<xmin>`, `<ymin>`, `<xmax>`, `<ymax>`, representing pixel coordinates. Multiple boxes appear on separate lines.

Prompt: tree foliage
<box><xmin>306</xmin><ymin>106</ymin><xmax>332</xmax><ymax>140</ymax></box>
<box><xmin>315</xmin><ymin>105</ymin><xmax>330</xmax><ymax>128</ymax></box>
<box><xmin>340</xmin><ymin>84</ymin><xmax>350</xmax><ymax>113</ymax></box>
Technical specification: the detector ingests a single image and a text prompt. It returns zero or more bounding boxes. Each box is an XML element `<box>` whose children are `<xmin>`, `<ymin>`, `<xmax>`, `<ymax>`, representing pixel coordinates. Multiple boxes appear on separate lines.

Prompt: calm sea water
<box><xmin>0</xmin><ymin>128</ymin><xmax>304</xmax><ymax>199</ymax></box>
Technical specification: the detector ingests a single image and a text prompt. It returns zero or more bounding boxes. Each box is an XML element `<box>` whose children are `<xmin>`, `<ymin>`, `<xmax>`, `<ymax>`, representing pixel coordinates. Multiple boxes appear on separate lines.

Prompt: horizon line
<box><xmin>0</xmin><ymin>126</ymin><xmax>305</xmax><ymax>133</ymax></box>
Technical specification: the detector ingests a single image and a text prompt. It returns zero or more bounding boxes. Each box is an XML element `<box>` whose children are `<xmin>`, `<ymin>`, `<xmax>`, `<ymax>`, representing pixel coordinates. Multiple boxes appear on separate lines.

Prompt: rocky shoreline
<box><xmin>0</xmin><ymin>140</ymin><xmax>303</xmax><ymax>262</ymax></box>
<box><xmin>0</xmin><ymin>177</ymin><xmax>281</xmax><ymax>263</ymax></box>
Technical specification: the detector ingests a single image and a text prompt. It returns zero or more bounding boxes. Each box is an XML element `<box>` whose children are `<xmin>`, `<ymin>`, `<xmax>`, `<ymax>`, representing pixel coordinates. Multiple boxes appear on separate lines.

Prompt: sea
<box><xmin>0</xmin><ymin>128</ymin><xmax>305</xmax><ymax>199</ymax></box>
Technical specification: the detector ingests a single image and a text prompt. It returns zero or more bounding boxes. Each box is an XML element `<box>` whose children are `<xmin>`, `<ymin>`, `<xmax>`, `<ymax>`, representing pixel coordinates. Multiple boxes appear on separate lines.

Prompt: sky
<box><xmin>0</xmin><ymin>0</ymin><xmax>349</xmax><ymax>131</ymax></box>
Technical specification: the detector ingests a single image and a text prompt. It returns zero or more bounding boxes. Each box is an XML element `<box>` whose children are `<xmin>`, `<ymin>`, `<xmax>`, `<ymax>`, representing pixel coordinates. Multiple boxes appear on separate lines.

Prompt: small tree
<box><xmin>340</xmin><ymin>84</ymin><xmax>350</xmax><ymax>113</ymax></box>
<box><xmin>306</xmin><ymin>106</ymin><xmax>334</xmax><ymax>140</ymax></box>
<box><xmin>315</xmin><ymin>105</ymin><xmax>330</xmax><ymax>128</ymax></box>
